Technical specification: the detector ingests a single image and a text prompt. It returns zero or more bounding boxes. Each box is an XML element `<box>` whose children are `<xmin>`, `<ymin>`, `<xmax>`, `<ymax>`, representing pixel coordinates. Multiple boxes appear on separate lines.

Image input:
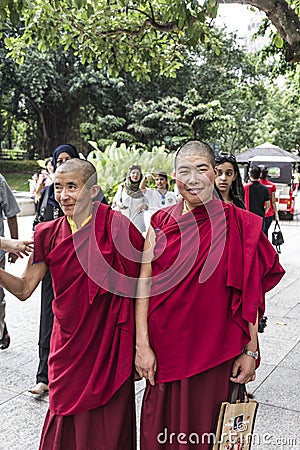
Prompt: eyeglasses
<box><xmin>56</xmin><ymin>156</ymin><xmax>72</xmax><ymax>167</ymax></box>
<box><xmin>161</xmin><ymin>194</ymin><xmax>166</xmax><ymax>205</ymax></box>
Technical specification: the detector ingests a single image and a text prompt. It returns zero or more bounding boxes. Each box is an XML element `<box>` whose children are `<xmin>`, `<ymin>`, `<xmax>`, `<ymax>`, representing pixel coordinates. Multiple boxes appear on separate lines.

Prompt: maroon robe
<box><xmin>33</xmin><ymin>203</ymin><xmax>143</xmax><ymax>448</ymax></box>
<box><xmin>140</xmin><ymin>199</ymin><xmax>284</xmax><ymax>449</ymax></box>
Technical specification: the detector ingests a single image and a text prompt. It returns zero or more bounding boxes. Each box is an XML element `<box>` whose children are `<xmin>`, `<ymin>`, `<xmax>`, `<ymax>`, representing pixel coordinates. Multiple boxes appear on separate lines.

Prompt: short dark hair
<box><xmin>258</xmin><ymin>164</ymin><xmax>268</xmax><ymax>179</ymax></box>
<box><xmin>250</xmin><ymin>165</ymin><xmax>261</xmax><ymax>180</ymax></box>
<box><xmin>174</xmin><ymin>140</ymin><xmax>215</xmax><ymax>169</ymax></box>
<box><xmin>156</xmin><ymin>171</ymin><xmax>169</xmax><ymax>189</ymax></box>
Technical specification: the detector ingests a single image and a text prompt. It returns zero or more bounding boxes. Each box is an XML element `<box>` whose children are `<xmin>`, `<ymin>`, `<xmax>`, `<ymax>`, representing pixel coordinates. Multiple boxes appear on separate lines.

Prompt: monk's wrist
<box><xmin>136</xmin><ymin>337</ymin><xmax>151</xmax><ymax>350</ymax></box>
<box><xmin>242</xmin><ymin>348</ymin><xmax>259</xmax><ymax>360</ymax></box>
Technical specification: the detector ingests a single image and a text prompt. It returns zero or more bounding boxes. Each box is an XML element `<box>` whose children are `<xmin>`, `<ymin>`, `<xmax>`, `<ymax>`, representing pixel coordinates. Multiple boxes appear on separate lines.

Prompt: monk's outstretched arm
<box><xmin>0</xmin><ymin>254</ymin><xmax>47</xmax><ymax>301</ymax></box>
<box><xmin>135</xmin><ymin>225</ymin><xmax>157</xmax><ymax>386</ymax></box>
<box><xmin>230</xmin><ymin>313</ymin><xmax>259</xmax><ymax>384</ymax></box>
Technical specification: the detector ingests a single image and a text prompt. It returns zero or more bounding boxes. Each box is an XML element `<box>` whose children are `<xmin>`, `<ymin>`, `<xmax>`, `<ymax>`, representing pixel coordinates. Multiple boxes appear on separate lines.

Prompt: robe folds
<box><xmin>148</xmin><ymin>199</ymin><xmax>285</xmax><ymax>384</ymax></box>
<box><xmin>33</xmin><ymin>202</ymin><xmax>144</xmax><ymax>416</ymax></box>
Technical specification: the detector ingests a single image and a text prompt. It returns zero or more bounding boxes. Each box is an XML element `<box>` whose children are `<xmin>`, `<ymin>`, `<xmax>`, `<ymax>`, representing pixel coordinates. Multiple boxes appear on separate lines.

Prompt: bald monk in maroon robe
<box><xmin>0</xmin><ymin>159</ymin><xmax>143</xmax><ymax>450</ymax></box>
<box><xmin>135</xmin><ymin>140</ymin><xmax>285</xmax><ymax>450</ymax></box>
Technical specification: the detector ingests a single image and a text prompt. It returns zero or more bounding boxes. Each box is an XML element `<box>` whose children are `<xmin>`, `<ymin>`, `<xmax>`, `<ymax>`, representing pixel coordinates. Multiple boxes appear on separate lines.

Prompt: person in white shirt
<box><xmin>140</xmin><ymin>171</ymin><xmax>177</xmax><ymax>228</ymax></box>
<box><xmin>112</xmin><ymin>165</ymin><xmax>148</xmax><ymax>233</ymax></box>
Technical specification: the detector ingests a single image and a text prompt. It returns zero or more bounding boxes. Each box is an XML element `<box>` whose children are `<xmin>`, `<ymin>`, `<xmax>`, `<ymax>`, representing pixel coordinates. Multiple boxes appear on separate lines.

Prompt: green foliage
<box><xmin>87</xmin><ymin>141</ymin><xmax>174</xmax><ymax>202</ymax></box>
<box><xmin>0</xmin><ymin>0</ymin><xmax>223</xmax><ymax>79</ymax></box>
<box><xmin>0</xmin><ymin>159</ymin><xmax>39</xmax><ymax>173</ymax></box>
<box><xmin>288</xmin><ymin>0</ymin><xmax>300</xmax><ymax>14</ymax></box>
<box><xmin>0</xmin><ymin>0</ymin><xmax>300</xmax><ymax>80</ymax></box>
<box><xmin>1</xmin><ymin>18</ymin><xmax>299</xmax><ymax>161</ymax></box>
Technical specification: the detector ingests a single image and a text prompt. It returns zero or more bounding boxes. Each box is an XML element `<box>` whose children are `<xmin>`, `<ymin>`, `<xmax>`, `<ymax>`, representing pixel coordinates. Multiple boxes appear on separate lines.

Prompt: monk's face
<box><xmin>54</xmin><ymin>171</ymin><xmax>94</xmax><ymax>223</ymax></box>
<box><xmin>175</xmin><ymin>154</ymin><xmax>216</xmax><ymax>209</ymax></box>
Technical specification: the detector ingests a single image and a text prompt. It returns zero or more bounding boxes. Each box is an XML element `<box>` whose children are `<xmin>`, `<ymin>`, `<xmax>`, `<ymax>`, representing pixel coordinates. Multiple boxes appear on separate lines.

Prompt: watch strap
<box><xmin>243</xmin><ymin>348</ymin><xmax>259</xmax><ymax>360</ymax></box>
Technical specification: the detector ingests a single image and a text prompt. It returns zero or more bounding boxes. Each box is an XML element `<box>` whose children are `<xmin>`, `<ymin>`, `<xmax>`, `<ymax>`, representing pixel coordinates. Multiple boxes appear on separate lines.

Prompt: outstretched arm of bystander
<box><xmin>0</xmin><ymin>237</ymin><xmax>33</xmax><ymax>258</ymax></box>
<box><xmin>0</xmin><ymin>254</ymin><xmax>47</xmax><ymax>301</ymax></box>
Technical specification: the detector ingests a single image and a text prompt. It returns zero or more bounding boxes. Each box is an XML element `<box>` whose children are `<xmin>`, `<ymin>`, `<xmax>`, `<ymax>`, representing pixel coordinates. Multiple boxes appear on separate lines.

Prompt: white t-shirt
<box><xmin>142</xmin><ymin>188</ymin><xmax>176</xmax><ymax>232</ymax></box>
<box><xmin>144</xmin><ymin>188</ymin><xmax>177</xmax><ymax>212</ymax></box>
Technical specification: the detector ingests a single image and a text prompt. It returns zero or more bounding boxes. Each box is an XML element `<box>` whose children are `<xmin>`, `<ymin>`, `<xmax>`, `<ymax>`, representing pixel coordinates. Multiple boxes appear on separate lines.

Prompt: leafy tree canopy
<box><xmin>1</xmin><ymin>0</ymin><xmax>300</xmax><ymax>79</ymax></box>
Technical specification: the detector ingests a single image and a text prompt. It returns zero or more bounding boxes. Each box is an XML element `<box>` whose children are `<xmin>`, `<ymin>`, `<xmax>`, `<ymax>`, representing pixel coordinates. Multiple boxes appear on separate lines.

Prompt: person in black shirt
<box><xmin>244</xmin><ymin>165</ymin><xmax>270</xmax><ymax>220</ymax></box>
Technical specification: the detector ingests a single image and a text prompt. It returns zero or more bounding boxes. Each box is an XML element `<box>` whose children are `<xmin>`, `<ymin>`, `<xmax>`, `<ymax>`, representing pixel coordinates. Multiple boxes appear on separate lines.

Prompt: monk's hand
<box><xmin>230</xmin><ymin>354</ymin><xmax>256</xmax><ymax>384</ymax></box>
<box><xmin>135</xmin><ymin>344</ymin><xmax>157</xmax><ymax>386</ymax></box>
<box><xmin>0</xmin><ymin>238</ymin><xmax>34</xmax><ymax>259</ymax></box>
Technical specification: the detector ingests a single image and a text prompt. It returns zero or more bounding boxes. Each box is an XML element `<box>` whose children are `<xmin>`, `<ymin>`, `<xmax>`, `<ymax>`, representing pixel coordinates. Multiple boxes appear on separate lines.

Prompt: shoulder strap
<box><xmin>34</xmin><ymin>187</ymin><xmax>50</xmax><ymax>224</ymax></box>
<box><xmin>40</xmin><ymin>188</ymin><xmax>50</xmax><ymax>214</ymax></box>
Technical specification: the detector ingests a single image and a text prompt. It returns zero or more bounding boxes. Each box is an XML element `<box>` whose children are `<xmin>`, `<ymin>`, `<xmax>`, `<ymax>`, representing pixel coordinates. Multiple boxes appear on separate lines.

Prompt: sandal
<box><xmin>0</xmin><ymin>323</ymin><xmax>10</xmax><ymax>350</ymax></box>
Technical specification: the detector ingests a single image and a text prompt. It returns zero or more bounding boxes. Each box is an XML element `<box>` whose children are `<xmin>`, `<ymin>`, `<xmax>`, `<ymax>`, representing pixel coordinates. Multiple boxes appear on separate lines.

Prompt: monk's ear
<box><xmin>90</xmin><ymin>184</ymin><xmax>101</xmax><ymax>199</ymax></box>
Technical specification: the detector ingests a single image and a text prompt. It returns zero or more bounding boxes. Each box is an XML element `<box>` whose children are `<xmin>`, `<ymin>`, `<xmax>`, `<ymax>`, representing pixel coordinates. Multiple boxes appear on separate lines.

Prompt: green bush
<box><xmin>87</xmin><ymin>141</ymin><xmax>174</xmax><ymax>203</ymax></box>
<box><xmin>0</xmin><ymin>160</ymin><xmax>40</xmax><ymax>174</ymax></box>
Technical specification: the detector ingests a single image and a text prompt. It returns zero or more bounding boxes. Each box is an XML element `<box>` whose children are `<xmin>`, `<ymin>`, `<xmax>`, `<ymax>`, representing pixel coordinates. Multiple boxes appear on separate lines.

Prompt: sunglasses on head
<box><xmin>215</xmin><ymin>154</ymin><xmax>236</xmax><ymax>164</ymax></box>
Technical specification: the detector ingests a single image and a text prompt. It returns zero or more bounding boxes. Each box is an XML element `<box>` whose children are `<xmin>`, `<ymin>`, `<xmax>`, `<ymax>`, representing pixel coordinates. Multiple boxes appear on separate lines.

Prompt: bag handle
<box><xmin>273</xmin><ymin>221</ymin><xmax>281</xmax><ymax>232</ymax></box>
<box><xmin>230</xmin><ymin>383</ymin><xmax>247</xmax><ymax>403</ymax></box>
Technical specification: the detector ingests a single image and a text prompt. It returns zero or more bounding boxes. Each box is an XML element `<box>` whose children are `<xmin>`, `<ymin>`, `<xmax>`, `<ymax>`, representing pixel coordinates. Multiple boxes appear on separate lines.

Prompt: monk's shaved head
<box><xmin>55</xmin><ymin>158</ymin><xmax>98</xmax><ymax>188</ymax></box>
<box><xmin>174</xmin><ymin>140</ymin><xmax>215</xmax><ymax>169</ymax></box>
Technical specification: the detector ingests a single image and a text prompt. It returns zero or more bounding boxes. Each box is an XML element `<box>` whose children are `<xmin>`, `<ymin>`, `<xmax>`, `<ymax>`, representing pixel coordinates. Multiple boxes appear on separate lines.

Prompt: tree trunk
<box><xmin>219</xmin><ymin>0</ymin><xmax>300</xmax><ymax>62</ymax></box>
<box><xmin>38</xmin><ymin>110</ymin><xmax>50</xmax><ymax>159</ymax></box>
<box><xmin>37</xmin><ymin>105</ymin><xmax>81</xmax><ymax>158</ymax></box>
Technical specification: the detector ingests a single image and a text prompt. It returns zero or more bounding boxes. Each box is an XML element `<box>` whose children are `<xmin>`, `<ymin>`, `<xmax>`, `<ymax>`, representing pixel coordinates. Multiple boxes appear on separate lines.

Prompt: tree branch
<box><xmin>218</xmin><ymin>0</ymin><xmax>300</xmax><ymax>61</ymax></box>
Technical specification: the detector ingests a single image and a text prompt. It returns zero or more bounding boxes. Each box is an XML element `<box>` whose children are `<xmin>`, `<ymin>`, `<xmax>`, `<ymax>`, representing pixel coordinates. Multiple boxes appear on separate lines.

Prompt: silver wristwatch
<box><xmin>243</xmin><ymin>348</ymin><xmax>259</xmax><ymax>360</ymax></box>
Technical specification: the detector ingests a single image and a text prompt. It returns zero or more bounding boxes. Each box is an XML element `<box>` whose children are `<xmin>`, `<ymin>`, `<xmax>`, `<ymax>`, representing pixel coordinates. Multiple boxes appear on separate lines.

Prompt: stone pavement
<box><xmin>0</xmin><ymin>207</ymin><xmax>300</xmax><ymax>450</ymax></box>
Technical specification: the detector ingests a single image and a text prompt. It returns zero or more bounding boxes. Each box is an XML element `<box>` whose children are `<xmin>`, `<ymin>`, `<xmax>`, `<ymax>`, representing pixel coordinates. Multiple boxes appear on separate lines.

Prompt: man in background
<box><xmin>259</xmin><ymin>165</ymin><xmax>279</xmax><ymax>237</ymax></box>
<box><xmin>244</xmin><ymin>165</ymin><xmax>270</xmax><ymax>225</ymax></box>
<box><xmin>0</xmin><ymin>173</ymin><xmax>20</xmax><ymax>350</ymax></box>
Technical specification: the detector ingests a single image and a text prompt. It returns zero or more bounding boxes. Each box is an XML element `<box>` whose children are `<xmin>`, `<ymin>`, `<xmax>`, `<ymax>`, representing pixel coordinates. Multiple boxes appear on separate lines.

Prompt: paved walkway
<box><xmin>0</xmin><ymin>207</ymin><xmax>299</xmax><ymax>449</ymax></box>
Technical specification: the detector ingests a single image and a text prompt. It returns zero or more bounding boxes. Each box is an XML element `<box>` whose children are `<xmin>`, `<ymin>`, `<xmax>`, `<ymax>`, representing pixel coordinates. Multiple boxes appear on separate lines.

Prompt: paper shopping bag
<box><xmin>212</xmin><ymin>384</ymin><xmax>258</xmax><ymax>450</ymax></box>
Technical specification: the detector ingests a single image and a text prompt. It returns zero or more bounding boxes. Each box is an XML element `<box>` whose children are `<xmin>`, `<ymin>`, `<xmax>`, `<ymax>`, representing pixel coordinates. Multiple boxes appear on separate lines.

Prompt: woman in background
<box><xmin>214</xmin><ymin>154</ymin><xmax>245</xmax><ymax>209</ymax></box>
<box><xmin>35</xmin><ymin>158</ymin><xmax>55</xmax><ymax>204</ymax></box>
<box><xmin>112</xmin><ymin>165</ymin><xmax>148</xmax><ymax>233</ymax></box>
<box><xmin>140</xmin><ymin>171</ymin><xmax>177</xmax><ymax>211</ymax></box>
<box><xmin>214</xmin><ymin>153</ymin><xmax>267</xmax><ymax>333</ymax></box>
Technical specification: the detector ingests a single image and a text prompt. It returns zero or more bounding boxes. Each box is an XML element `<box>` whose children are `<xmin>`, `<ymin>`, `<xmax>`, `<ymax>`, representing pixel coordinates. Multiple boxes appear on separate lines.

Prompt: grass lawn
<box><xmin>3</xmin><ymin>172</ymin><xmax>32</xmax><ymax>192</ymax></box>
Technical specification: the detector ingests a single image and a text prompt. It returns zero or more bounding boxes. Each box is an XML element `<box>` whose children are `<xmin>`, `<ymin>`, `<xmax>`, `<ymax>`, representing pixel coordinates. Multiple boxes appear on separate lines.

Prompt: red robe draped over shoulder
<box><xmin>148</xmin><ymin>199</ymin><xmax>285</xmax><ymax>384</ymax></box>
<box><xmin>33</xmin><ymin>202</ymin><xmax>144</xmax><ymax>416</ymax></box>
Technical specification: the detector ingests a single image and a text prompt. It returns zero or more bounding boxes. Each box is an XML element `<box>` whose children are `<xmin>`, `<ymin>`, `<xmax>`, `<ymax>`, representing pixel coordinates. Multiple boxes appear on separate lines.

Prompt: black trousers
<box><xmin>36</xmin><ymin>269</ymin><xmax>54</xmax><ymax>384</ymax></box>
<box><xmin>263</xmin><ymin>214</ymin><xmax>274</xmax><ymax>238</ymax></box>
